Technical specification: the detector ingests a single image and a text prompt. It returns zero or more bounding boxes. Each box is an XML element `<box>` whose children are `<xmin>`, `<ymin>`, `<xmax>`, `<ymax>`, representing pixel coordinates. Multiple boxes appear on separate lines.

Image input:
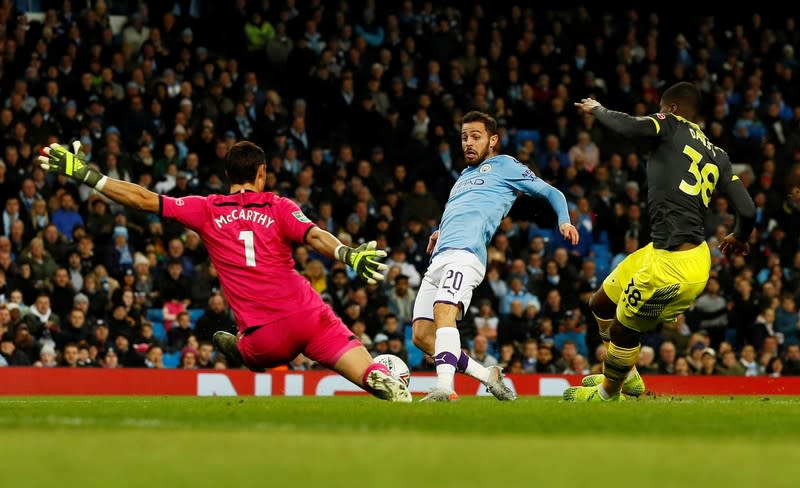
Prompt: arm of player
<box><xmin>719</xmin><ymin>178</ymin><xmax>756</xmax><ymax>256</ymax></box>
<box><xmin>517</xmin><ymin>175</ymin><xmax>579</xmax><ymax>245</ymax></box>
<box><xmin>304</xmin><ymin>226</ymin><xmax>387</xmax><ymax>284</ymax></box>
<box><xmin>426</xmin><ymin>230</ymin><xmax>439</xmax><ymax>255</ymax></box>
<box><xmin>575</xmin><ymin>98</ymin><xmax>660</xmax><ymax>138</ymax></box>
<box><xmin>39</xmin><ymin>142</ymin><xmax>160</xmax><ymax>213</ymax></box>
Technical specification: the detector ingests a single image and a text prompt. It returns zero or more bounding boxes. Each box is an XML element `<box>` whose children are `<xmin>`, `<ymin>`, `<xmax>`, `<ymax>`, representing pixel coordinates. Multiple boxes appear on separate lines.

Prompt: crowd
<box><xmin>0</xmin><ymin>1</ymin><xmax>799</xmax><ymax>377</ymax></box>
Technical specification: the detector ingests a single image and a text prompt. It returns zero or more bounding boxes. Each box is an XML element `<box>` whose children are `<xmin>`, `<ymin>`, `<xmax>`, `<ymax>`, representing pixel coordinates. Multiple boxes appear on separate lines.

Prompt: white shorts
<box><xmin>412</xmin><ymin>249</ymin><xmax>486</xmax><ymax>323</ymax></box>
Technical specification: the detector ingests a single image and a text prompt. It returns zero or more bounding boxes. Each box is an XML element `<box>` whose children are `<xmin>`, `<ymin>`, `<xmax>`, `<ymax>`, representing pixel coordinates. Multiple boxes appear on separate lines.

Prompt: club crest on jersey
<box><xmin>292</xmin><ymin>211</ymin><xmax>311</xmax><ymax>223</ymax></box>
<box><xmin>480</xmin><ymin>164</ymin><xmax>492</xmax><ymax>173</ymax></box>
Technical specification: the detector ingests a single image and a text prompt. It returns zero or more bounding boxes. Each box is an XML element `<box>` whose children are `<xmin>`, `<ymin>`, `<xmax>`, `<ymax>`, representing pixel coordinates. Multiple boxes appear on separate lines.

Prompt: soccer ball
<box><xmin>373</xmin><ymin>354</ymin><xmax>411</xmax><ymax>387</ymax></box>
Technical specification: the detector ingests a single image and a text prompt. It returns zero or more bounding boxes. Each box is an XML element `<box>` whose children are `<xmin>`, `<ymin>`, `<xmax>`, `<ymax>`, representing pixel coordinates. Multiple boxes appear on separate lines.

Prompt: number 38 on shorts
<box><xmin>604</xmin><ymin>242</ymin><xmax>711</xmax><ymax>333</ymax></box>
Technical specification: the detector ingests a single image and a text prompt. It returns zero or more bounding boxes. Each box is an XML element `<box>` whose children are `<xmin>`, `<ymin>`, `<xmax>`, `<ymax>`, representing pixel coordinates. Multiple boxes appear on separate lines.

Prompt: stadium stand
<box><xmin>0</xmin><ymin>2</ymin><xmax>798</xmax><ymax>378</ymax></box>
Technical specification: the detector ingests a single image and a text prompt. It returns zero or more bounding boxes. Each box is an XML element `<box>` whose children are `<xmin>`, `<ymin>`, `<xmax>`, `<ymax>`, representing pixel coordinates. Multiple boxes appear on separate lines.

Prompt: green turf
<box><xmin>1</xmin><ymin>396</ymin><xmax>799</xmax><ymax>487</ymax></box>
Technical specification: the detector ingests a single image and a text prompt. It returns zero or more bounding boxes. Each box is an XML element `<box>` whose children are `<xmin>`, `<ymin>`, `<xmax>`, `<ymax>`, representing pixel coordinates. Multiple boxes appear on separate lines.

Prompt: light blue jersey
<box><xmin>432</xmin><ymin>154</ymin><xmax>571</xmax><ymax>266</ymax></box>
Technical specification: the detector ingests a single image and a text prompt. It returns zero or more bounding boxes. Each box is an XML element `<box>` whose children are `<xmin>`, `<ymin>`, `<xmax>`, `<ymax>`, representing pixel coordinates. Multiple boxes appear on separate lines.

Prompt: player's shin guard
<box><xmin>602</xmin><ymin>342</ymin><xmax>640</xmax><ymax>396</ymax></box>
<box><xmin>434</xmin><ymin>327</ymin><xmax>461</xmax><ymax>391</ymax></box>
<box><xmin>457</xmin><ymin>350</ymin><xmax>490</xmax><ymax>383</ymax></box>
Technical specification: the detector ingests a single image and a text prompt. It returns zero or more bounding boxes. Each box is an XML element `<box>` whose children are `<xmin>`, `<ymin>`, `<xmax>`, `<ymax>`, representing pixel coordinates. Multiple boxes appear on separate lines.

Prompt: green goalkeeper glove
<box><xmin>336</xmin><ymin>241</ymin><xmax>388</xmax><ymax>285</ymax></box>
<box><xmin>38</xmin><ymin>141</ymin><xmax>107</xmax><ymax>190</ymax></box>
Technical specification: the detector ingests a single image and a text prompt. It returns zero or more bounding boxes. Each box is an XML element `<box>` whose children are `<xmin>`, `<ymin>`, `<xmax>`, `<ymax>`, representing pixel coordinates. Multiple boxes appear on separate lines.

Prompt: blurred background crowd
<box><xmin>0</xmin><ymin>1</ymin><xmax>799</xmax><ymax>377</ymax></box>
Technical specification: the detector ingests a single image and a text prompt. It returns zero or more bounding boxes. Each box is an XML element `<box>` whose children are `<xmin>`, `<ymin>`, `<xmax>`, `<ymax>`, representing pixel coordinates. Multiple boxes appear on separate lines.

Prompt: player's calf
<box><xmin>411</xmin><ymin>319</ymin><xmax>435</xmax><ymax>354</ymax></box>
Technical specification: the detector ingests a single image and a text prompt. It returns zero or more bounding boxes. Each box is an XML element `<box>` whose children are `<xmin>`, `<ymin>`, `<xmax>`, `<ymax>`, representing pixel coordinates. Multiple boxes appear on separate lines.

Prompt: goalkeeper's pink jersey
<box><xmin>160</xmin><ymin>190</ymin><xmax>321</xmax><ymax>330</ymax></box>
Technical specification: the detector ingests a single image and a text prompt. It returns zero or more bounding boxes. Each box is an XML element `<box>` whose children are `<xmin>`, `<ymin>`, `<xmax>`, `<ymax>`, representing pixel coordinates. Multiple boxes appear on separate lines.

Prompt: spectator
<box><xmin>473</xmin><ymin>300</ymin><xmax>499</xmax><ymax>344</ymax></box>
<box><xmin>35</xmin><ymin>344</ymin><xmax>58</xmax><ymax>368</ymax></box>
<box><xmin>384</xmin><ymin>246</ymin><xmax>421</xmax><ymax>288</ymax></box>
<box><xmin>470</xmin><ymin>335</ymin><xmax>498</xmax><ymax>368</ymax></box>
<box><xmin>59</xmin><ymin>308</ymin><xmax>90</xmax><ymax>348</ymax></box>
<box><xmin>535</xmin><ymin>344</ymin><xmax>558</xmax><ymax>373</ymax></box>
<box><xmin>180</xmin><ymin>347</ymin><xmax>199</xmax><ymax>369</ymax></box>
<box><xmin>195</xmin><ymin>294</ymin><xmax>236</xmax><ymax>343</ymax></box>
<box><xmin>784</xmin><ymin>345</ymin><xmax>800</xmax><ymax>376</ymax></box>
<box><xmin>387</xmin><ymin>333</ymin><xmax>408</xmax><ymax>365</ymax></box>
<box><xmin>636</xmin><ymin>346</ymin><xmax>661</xmax><ymax>375</ymax></box>
<box><xmin>520</xmin><ymin>339</ymin><xmax>538</xmax><ymax>372</ymax></box>
<box><xmin>657</xmin><ymin>341</ymin><xmax>677</xmax><ymax>374</ymax></box>
<box><xmin>387</xmin><ymin>274</ymin><xmax>416</xmax><ymax>326</ymax></box>
<box><xmin>498</xmin><ymin>299</ymin><xmax>531</xmax><ymax>348</ymax></box>
<box><xmin>691</xmin><ymin>277</ymin><xmax>729</xmax><ymax>348</ymax></box>
<box><xmin>51</xmin><ymin>193</ymin><xmax>84</xmax><ymax>240</ymax></box>
<box><xmin>501</xmin><ymin>278</ymin><xmax>538</xmax><ymax>316</ymax></box>
<box><xmin>145</xmin><ymin>344</ymin><xmax>165</xmax><ymax>369</ymax></box>
<box><xmin>564</xmin><ymin>355</ymin><xmax>591</xmax><ymax>375</ymax></box>
<box><xmin>168</xmin><ymin>311</ymin><xmax>193</xmax><ymax>352</ymax></box>
<box><xmin>1</xmin><ymin>332</ymin><xmax>31</xmax><ymax>366</ymax></box>
<box><xmin>60</xmin><ymin>343</ymin><xmax>80</xmax><ymax>368</ymax></box>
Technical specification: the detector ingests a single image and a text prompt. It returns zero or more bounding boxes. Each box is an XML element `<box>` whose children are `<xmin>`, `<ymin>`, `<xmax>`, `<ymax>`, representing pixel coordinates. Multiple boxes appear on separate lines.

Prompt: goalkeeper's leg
<box><xmin>333</xmin><ymin>346</ymin><xmax>412</xmax><ymax>402</ymax></box>
<box><xmin>308</xmin><ymin>306</ymin><xmax>410</xmax><ymax>402</ymax></box>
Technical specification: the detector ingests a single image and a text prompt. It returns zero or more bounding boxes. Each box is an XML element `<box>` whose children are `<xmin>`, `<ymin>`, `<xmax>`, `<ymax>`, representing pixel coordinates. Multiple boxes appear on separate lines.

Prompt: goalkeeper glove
<box><xmin>38</xmin><ymin>141</ymin><xmax>107</xmax><ymax>190</ymax></box>
<box><xmin>336</xmin><ymin>241</ymin><xmax>387</xmax><ymax>285</ymax></box>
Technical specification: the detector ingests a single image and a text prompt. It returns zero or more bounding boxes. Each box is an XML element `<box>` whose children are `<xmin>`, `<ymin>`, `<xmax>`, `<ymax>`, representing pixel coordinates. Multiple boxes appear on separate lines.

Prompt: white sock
<box><xmin>434</xmin><ymin>327</ymin><xmax>461</xmax><ymax>391</ymax></box>
<box><xmin>462</xmin><ymin>353</ymin><xmax>491</xmax><ymax>383</ymax></box>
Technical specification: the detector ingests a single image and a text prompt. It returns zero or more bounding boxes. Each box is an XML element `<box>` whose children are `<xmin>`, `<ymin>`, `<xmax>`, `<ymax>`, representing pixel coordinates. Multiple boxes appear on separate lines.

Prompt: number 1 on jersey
<box><xmin>679</xmin><ymin>145</ymin><xmax>719</xmax><ymax>207</ymax></box>
<box><xmin>239</xmin><ymin>230</ymin><xmax>256</xmax><ymax>267</ymax></box>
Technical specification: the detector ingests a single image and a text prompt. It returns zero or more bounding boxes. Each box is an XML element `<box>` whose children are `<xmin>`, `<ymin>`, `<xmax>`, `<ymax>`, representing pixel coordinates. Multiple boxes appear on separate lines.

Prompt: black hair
<box><xmin>226</xmin><ymin>141</ymin><xmax>266</xmax><ymax>185</ymax></box>
<box><xmin>661</xmin><ymin>82</ymin><xmax>701</xmax><ymax>119</ymax></box>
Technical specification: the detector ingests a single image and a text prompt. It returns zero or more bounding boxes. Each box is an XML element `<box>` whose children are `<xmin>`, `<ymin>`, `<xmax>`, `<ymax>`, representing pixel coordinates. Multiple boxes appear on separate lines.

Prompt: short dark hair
<box><xmin>226</xmin><ymin>141</ymin><xmax>266</xmax><ymax>185</ymax></box>
<box><xmin>661</xmin><ymin>82</ymin><xmax>701</xmax><ymax>118</ymax></box>
<box><xmin>461</xmin><ymin>111</ymin><xmax>498</xmax><ymax>136</ymax></box>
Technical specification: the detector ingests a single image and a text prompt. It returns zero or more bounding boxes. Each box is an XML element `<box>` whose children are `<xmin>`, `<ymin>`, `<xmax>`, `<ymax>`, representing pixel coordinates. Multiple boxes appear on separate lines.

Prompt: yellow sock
<box><xmin>602</xmin><ymin>342</ymin><xmax>640</xmax><ymax>396</ymax></box>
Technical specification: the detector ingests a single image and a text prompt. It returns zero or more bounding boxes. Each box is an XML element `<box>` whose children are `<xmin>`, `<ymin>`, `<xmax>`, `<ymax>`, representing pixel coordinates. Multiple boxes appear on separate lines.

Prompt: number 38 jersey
<box><xmin>160</xmin><ymin>190</ymin><xmax>320</xmax><ymax>330</ymax></box>
<box><xmin>643</xmin><ymin>112</ymin><xmax>737</xmax><ymax>249</ymax></box>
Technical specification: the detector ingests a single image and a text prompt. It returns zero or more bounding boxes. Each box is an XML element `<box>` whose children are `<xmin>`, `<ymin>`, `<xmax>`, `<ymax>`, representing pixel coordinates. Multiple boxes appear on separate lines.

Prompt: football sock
<box><xmin>361</xmin><ymin>362</ymin><xmax>391</xmax><ymax>393</ymax></box>
<box><xmin>597</xmin><ymin>383</ymin><xmax>612</xmax><ymax>400</ymax></box>
<box><xmin>594</xmin><ymin>314</ymin><xmax>641</xmax><ymax>382</ymax></box>
<box><xmin>602</xmin><ymin>341</ymin><xmax>640</xmax><ymax>396</ymax></box>
<box><xmin>457</xmin><ymin>351</ymin><xmax>491</xmax><ymax>383</ymax></box>
<box><xmin>434</xmin><ymin>327</ymin><xmax>461</xmax><ymax>391</ymax></box>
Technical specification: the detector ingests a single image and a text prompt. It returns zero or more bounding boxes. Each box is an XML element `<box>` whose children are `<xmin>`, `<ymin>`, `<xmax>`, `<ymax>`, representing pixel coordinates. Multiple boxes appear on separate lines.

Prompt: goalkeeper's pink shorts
<box><xmin>237</xmin><ymin>305</ymin><xmax>362</xmax><ymax>369</ymax></box>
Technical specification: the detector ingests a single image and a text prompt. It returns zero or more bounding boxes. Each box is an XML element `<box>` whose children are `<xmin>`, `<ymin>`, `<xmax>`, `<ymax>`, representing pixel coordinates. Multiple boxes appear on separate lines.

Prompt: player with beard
<box><xmin>412</xmin><ymin>111</ymin><xmax>578</xmax><ymax>401</ymax></box>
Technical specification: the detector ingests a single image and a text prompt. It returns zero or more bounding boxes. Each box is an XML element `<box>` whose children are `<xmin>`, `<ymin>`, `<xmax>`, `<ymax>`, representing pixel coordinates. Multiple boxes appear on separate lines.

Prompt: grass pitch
<box><xmin>1</xmin><ymin>396</ymin><xmax>799</xmax><ymax>487</ymax></box>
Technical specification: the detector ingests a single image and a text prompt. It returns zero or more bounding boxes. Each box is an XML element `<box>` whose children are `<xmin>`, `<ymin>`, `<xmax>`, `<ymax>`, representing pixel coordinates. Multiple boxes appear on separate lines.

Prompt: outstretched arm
<box><xmin>514</xmin><ymin>171</ymin><xmax>578</xmax><ymax>245</ymax></box>
<box><xmin>575</xmin><ymin>98</ymin><xmax>660</xmax><ymax>138</ymax></box>
<box><xmin>305</xmin><ymin>226</ymin><xmax>387</xmax><ymax>284</ymax></box>
<box><xmin>95</xmin><ymin>178</ymin><xmax>160</xmax><ymax>213</ymax></box>
<box><xmin>39</xmin><ymin>142</ymin><xmax>160</xmax><ymax>213</ymax></box>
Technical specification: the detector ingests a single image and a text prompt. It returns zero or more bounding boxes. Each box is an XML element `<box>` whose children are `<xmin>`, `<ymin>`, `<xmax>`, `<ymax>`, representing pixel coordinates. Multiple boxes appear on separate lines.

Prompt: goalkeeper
<box><xmin>40</xmin><ymin>140</ymin><xmax>411</xmax><ymax>402</ymax></box>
